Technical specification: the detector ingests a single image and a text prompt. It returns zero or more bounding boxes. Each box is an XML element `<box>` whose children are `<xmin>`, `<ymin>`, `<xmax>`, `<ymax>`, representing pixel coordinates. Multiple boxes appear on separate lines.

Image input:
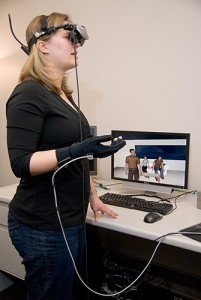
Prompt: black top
<box><xmin>6</xmin><ymin>80</ymin><xmax>90</xmax><ymax>230</ymax></box>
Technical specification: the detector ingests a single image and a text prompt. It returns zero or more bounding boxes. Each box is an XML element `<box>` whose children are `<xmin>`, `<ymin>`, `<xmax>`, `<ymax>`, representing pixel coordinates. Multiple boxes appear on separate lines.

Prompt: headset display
<box><xmin>8</xmin><ymin>13</ymin><xmax>89</xmax><ymax>55</ymax></box>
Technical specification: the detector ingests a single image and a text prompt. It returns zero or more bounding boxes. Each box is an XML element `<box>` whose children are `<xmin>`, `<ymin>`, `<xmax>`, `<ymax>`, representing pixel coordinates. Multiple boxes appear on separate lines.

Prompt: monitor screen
<box><xmin>111</xmin><ymin>130</ymin><xmax>190</xmax><ymax>194</ymax></box>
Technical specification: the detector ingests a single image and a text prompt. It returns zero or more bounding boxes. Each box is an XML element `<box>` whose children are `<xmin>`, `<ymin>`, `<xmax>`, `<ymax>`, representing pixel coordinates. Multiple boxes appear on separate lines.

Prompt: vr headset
<box><xmin>8</xmin><ymin>14</ymin><xmax>89</xmax><ymax>55</ymax></box>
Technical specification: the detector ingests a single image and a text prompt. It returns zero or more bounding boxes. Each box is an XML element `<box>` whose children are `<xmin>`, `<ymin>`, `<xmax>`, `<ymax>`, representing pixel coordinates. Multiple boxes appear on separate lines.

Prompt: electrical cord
<box><xmin>110</xmin><ymin>190</ymin><xmax>196</xmax><ymax>216</ymax></box>
<box><xmin>162</xmin><ymin>190</ymin><xmax>197</xmax><ymax>215</ymax></box>
<box><xmin>72</xmin><ymin>31</ymin><xmax>90</xmax><ymax>299</ymax></box>
<box><xmin>52</xmin><ymin>157</ymin><xmax>201</xmax><ymax>298</ymax></box>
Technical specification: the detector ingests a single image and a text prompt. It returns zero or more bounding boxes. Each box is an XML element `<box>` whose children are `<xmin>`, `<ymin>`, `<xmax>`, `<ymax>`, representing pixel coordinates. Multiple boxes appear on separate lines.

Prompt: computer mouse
<box><xmin>143</xmin><ymin>212</ymin><xmax>163</xmax><ymax>223</ymax></box>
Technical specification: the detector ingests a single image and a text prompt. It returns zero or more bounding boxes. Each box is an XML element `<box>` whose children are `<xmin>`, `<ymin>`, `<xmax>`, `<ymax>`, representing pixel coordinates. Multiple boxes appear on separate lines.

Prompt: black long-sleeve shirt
<box><xmin>6</xmin><ymin>80</ymin><xmax>90</xmax><ymax>229</ymax></box>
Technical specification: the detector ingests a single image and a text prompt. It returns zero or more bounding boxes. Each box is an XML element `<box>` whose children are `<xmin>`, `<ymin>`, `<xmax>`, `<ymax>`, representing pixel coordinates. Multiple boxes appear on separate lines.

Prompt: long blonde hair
<box><xmin>20</xmin><ymin>12</ymin><xmax>73</xmax><ymax>98</ymax></box>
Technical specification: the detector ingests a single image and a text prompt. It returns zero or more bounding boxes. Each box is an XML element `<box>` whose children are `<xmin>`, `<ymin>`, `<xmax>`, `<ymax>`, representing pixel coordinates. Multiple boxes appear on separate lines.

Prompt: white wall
<box><xmin>0</xmin><ymin>0</ymin><xmax>201</xmax><ymax>190</ymax></box>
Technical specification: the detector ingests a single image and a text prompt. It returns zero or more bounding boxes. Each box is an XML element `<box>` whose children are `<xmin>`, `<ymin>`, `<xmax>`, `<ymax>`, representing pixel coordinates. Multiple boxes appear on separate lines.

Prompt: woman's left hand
<box><xmin>90</xmin><ymin>194</ymin><xmax>118</xmax><ymax>221</ymax></box>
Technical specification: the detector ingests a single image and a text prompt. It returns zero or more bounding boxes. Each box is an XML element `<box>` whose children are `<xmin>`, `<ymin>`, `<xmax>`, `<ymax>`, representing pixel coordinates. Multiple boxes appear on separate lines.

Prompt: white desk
<box><xmin>0</xmin><ymin>183</ymin><xmax>201</xmax><ymax>281</ymax></box>
<box><xmin>87</xmin><ymin>185</ymin><xmax>201</xmax><ymax>254</ymax></box>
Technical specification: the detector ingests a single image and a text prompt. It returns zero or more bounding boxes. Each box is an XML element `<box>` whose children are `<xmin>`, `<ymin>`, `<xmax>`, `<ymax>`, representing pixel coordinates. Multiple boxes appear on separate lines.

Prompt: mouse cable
<box><xmin>52</xmin><ymin>157</ymin><xmax>201</xmax><ymax>298</ymax></box>
<box><xmin>161</xmin><ymin>190</ymin><xmax>197</xmax><ymax>202</ymax></box>
<box><xmin>155</xmin><ymin>230</ymin><xmax>201</xmax><ymax>242</ymax></box>
<box><xmin>163</xmin><ymin>190</ymin><xmax>197</xmax><ymax>216</ymax></box>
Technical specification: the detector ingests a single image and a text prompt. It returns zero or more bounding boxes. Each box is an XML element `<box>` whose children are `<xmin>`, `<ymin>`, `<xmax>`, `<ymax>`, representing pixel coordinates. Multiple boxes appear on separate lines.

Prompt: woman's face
<box><xmin>43</xmin><ymin>25</ymin><xmax>80</xmax><ymax>73</ymax></box>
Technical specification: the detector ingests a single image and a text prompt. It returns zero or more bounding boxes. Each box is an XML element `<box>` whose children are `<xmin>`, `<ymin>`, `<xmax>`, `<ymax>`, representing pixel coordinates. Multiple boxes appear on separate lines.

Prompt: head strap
<box><xmin>8</xmin><ymin>13</ymin><xmax>89</xmax><ymax>55</ymax></box>
<box><xmin>40</xmin><ymin>15</ymin><xmax>48</xmax><ymax>31</ymax></box>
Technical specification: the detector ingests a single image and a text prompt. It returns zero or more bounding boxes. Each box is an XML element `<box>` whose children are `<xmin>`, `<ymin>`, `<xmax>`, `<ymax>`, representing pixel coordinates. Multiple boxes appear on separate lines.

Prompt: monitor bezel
<box><xmin>111</xmin><ymin>130</ymin><xmax>190</xmax><ymax>190</ymax></box>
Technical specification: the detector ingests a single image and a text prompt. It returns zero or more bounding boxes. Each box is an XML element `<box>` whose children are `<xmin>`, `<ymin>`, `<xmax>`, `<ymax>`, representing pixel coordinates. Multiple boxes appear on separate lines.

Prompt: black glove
<box><xmin>56</xmin><ymin>135</ymin><xmax>126</xmax><ymax>163</ymax></box>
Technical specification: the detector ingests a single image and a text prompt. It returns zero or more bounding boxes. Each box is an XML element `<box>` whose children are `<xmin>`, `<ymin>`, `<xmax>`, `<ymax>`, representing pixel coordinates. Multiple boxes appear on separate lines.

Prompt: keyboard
<box><xmin>100</xmin><ymin>192</ymin><xmax>173</xmax><ymax>215</ymax></box>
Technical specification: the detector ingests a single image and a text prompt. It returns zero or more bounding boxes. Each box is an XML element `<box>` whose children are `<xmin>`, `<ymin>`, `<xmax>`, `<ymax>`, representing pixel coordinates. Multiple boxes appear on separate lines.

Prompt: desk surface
<box><xmin>0</xmin><ymin>183</ymin><xmax>201</xmax><ymax>253</ymax></box>
<box><xmin>87</xmin><ymin>185</ymin><xmax>201</xmax><ymax>254</ymax></box>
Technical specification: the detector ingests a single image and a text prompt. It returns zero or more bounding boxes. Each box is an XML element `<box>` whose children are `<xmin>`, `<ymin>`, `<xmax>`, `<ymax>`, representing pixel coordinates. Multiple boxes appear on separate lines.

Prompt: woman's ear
<box><xmin>37</xmin><ymin>40</ymin><xmax>49</xmax><ymax>54</ymax></box>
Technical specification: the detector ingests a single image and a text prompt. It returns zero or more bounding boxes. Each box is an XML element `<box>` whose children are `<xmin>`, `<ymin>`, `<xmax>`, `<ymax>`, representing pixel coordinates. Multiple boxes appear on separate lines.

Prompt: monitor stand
<box><xmin>121</xmin><ymin>181</ymin><xmax>173</xmax><ymax>196</ymax></box>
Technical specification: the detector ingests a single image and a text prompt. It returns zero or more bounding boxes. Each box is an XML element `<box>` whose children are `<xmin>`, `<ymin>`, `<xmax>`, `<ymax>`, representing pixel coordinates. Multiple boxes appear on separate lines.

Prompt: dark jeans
<box><xmin>142</xmin><ymin>166</ymin><xmax>147</xmax><ymax>173</ymax></box>
<box><xmin>8</xmin><ymin>211</ymin><xmax>85</xmax><ymax>300</ymax></box>
<box><xmin>128</xmin><ymin>168</ymin><xmax>139</xmax><ymax>181</ymax></box>
<box><xmin>154</xmin><ymin>167</ymin><xmax>164</xmax><ymax>179</ymax></box>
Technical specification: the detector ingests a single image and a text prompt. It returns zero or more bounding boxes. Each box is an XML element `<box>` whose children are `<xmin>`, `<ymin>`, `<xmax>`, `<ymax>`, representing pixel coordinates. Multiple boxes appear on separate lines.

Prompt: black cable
<box><xmin>8</xmin><ymin>14</ymin><xmax>23</xmax><ymax>46</ymax></box>
<box><xmin>52</xmin><ymin>156</ymin><xmax>201</xmax><ymax>298</ymax></box>
<box><xmin>163</xmin><ymin>190</ymin><xmax>197</xmax><ymax>215</ymax></box>
<box><xmin>73</xmin><ymin>40</ymin><xmax>83</xmax><ymax>142</ymax></box>
<box><xmin>72</xmin><ymin>33</ymin><xmax>90</xmax><ymax>300</ymax></box>
<box><xmin>111</xmin><ymin>190</ymin><xmax>197</xmax><ymax>216</ymax></box>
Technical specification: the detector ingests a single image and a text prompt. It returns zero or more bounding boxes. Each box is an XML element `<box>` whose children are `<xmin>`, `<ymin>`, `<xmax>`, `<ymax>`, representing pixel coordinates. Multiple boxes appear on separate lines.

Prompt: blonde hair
<box><xmin>20</xmin><ymin>12</ymin><xmax>73</xmax><ymax>98</ymax></box>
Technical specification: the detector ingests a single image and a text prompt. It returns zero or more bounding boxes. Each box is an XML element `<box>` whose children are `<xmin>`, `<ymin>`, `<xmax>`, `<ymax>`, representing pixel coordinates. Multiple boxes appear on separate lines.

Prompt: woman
<box><xmin>141</xmin><ymin>156</ymin><xmax>149</xmax><ymax>173</ymax></box>
<box><xmin>6</xmin><ymin>12</ymin><xmax>125</xmax><ymax>300</ymax></box>
<box><xmin>141</xmin><ymin>156</ymin><xmax>149</xmax><ymax>178</ymax></box>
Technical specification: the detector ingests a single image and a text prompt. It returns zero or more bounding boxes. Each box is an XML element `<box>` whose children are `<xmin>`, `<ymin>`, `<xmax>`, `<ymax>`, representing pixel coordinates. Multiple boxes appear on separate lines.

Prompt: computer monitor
<box><xmin>111</xmin><ymin>130</ymin><xmax>190</xmax><ymax>195</ymax></box>
<box><xmin>89</xmin><ymin>126</ymin><xmax>97</xmax><ymax>176</ymax></box>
